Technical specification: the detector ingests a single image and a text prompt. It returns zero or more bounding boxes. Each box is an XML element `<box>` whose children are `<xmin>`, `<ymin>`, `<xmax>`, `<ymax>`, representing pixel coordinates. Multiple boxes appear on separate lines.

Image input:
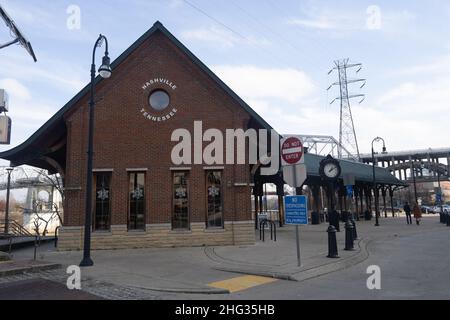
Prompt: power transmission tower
<box><xmin>328</xmin><ymin>58</ymin><xmax>365</xmax><ymax>161</ymax></box>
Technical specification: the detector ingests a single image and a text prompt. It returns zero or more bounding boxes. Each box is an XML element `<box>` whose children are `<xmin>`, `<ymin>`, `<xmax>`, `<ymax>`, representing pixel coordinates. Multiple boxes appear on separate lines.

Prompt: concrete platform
<box><xmin>7</xmin><ymin>215</ymin><xmax>443</xmax><ymax>296</ymax></box>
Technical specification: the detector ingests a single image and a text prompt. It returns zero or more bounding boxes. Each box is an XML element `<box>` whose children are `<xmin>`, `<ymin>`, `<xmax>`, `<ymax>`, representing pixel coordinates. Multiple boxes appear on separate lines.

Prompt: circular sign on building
<box><xmin>140</xmin><ymin>78</ymin><xmax>178</xmax><ymax>122</ymax></box>
<box><xmin>281</xmin><ymin>136</ymin><xmax>304</xmax><ymax>166</ymax></box>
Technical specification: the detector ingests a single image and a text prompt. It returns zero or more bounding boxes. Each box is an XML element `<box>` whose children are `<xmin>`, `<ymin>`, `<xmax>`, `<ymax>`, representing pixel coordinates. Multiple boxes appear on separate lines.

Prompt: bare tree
<box><xmin>30</xmin><ymin>168</ymin><xmax>64</xmax><ymax>225</ymax></box>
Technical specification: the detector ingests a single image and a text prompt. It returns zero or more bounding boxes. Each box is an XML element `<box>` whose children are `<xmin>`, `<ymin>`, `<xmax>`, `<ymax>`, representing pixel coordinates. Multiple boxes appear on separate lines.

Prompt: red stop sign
<box><xmin>281</xmin><ymin>137</ymin><xmax>303</xmax><ymax>165</ymax></box>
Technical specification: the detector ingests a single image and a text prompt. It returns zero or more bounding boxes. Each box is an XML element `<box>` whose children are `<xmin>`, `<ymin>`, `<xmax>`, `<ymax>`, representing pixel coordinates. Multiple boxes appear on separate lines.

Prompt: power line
<box><xmin>181</xmin><ymin>0</ymin><xmax>303</xmax><ymax>70</ymax></box>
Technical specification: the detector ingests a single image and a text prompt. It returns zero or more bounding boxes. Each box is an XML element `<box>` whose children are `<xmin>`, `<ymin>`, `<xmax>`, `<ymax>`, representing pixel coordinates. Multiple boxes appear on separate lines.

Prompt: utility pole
<box><xmin>328</xmin><ymin>59</ymin><xmax>366</xmax><ymax>161</ymax></box>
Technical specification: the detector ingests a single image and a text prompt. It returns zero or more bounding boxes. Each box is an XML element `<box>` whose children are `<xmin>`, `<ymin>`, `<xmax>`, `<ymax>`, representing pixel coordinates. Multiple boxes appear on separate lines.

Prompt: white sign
<box><xmin>283</xmin><ymin>164</ymin><xmax>307</xmax><ymax>188</ymax></box>
<box><xmin>281</xmin><ymin>136</ymin><xmax>304</xmax><ymax>166</ymax></box>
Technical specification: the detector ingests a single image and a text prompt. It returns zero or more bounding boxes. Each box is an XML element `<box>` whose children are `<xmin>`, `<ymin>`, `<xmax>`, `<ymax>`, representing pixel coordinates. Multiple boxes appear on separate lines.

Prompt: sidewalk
<box><xmin>5</xmin><ymin>215</ymin><xmax>444</xmax><ymax>295</ymax></box>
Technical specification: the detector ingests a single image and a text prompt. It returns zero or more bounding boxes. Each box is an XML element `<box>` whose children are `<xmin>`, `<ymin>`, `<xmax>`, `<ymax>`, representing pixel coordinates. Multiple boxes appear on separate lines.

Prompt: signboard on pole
<box><xmin>284</xmin><ymin>195</ymin><xmax>308</xmax><ymax>225</ymax></box>
<box><xmin>282</xmin><ymin>165</ymin><xmax>307</xmax><ymax>188</ymax></box>
<box><xmin>281</xmin><ymin>136</ymin><xmax>307</xmax><ymax>188</ymax></box>
<box><xmin>281</xmin><ymin>136</ymin><xmax>304</xmax><ymax>166</ymax></box>
<box><xmin>346</xmin><ymin>185</ymin><xmax>354</xmax><ymax>197</ymax></box>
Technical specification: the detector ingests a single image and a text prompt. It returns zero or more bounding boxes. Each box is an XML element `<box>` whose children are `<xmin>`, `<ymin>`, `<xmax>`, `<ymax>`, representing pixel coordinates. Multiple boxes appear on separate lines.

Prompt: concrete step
<box><xmin>0</xmin><ymin>251</ymin><xmax>10</xmax><ymax>262</ymax></box>
<box><xmin>0</xmin><ymin>260</ymin><xmax>61</xmax><ymax>277</ymax></box>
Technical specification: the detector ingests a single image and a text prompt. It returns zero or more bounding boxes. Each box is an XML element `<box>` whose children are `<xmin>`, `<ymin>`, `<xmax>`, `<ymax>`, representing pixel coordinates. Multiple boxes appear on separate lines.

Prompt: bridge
<box><xmin>0</xmin><ymin>166</ymin><xmax>62</xmax><ymax>235</ymax></box>
<box><xmin>360</xmin><ymin>147</ymin><xmax>450</xmax><ymax>183</ymax></box>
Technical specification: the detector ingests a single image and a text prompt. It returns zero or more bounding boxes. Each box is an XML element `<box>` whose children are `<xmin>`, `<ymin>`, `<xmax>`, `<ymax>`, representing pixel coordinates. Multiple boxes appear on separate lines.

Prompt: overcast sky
<box><xmin>1</xmin><ymin>0</ymin><xmax>449</xmax><ymax>164</ymax></box>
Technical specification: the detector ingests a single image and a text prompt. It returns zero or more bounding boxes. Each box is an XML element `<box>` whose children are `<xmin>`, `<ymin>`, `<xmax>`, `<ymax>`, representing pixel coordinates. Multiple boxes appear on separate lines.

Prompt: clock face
<box><xmin>323</xmin><ymin>162</ymin><xmax>340</xmax><ymax>179</ymax></box>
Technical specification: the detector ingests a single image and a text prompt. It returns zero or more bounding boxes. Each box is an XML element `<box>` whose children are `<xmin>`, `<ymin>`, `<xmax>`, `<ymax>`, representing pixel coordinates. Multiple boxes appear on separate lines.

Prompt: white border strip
<box><xmin>170</xmin><ymin>167</ymin><xmax>192</xmax><ymax>171</ymax></box>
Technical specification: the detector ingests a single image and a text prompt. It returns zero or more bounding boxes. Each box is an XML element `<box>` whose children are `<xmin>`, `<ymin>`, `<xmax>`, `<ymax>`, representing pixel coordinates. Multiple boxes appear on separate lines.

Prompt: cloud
<box><xmin>211</xmin><ymin>65</ymin><xmax>316</xmax><ymax>104</ymax></box>
<box><xmin>0</xmin><ymin>54</ymin><xmax>85</xmax><ymax>94</ymax></box>
<box><xmin>0</xmin><ymin>79</ymin><xmax>31</xmax><ymax>101</ymax></box>
<box><xmin>288</xmin><ymin>5</ymin><xmax>416</xmax><ymax>33</ymax></box>
<box><xmin>394</xmin><ymin>55</ymin><xmax>450</xmax><ymax>77</ymax></box>
<box><xmin>181</xmin><ymin>26</ymin><xmax>270</xmax><ymax>48</ymax></box>
<box><xmin>288</xmin><ymin>17</ymin><xmax>335</xmax><ymax>30</ymax></box>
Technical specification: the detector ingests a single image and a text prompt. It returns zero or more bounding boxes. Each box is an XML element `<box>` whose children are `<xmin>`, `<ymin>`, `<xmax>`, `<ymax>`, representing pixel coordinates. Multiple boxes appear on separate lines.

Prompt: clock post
<box><xmin>319</xmin><ymin>155</ymin><xmax>342</xmax><ymax>258</ymax></box>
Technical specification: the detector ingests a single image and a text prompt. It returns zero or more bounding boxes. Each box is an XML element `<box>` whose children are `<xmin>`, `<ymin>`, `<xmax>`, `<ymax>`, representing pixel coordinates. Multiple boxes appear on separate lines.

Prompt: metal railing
<box><xmin>0</xmin><ymin>219</ymin><xmax>33</xmax><ymax>237</ymax></box>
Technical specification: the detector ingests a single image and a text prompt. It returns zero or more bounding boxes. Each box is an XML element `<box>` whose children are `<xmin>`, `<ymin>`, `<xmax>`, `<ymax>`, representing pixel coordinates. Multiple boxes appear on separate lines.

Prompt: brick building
<box><xmin>0</xmin><ymin>22</ymin><xmax>276</xmax><ymax>250</ymax></box>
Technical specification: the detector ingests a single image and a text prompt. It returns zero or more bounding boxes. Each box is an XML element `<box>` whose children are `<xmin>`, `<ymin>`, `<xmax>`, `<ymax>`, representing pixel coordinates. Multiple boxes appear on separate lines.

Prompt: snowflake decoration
<box><xmin>175</xmin><ymin>187</ymin><xmax>186</xmax><ymax>198</ymax></box>
<box><xmin>132</xmin><ymin>187</ymin><xmax>144</xmax><ymax>200</ymax></box>
<box><xmin>208</xmin><ymin>186</ymin><xmax>220</xmax><ymax>197</ymax></box>
<box><xmin>97</xmin><ymin>188</ymin><xmax>109</xmax><ymax>201</ymax></box>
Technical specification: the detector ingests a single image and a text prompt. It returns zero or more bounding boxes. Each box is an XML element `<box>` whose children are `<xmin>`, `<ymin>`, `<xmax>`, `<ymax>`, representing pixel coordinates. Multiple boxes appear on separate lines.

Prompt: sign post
<box><xmin>281</xmin><ymin>136</ymin><xmax>308</xmax><ymax>267</ymax></box>
<box><xmin>281</xmin><ymin>136</ymin><xmax>306</xmax><ymax>189</ymax></box>
<box><xmin>284</xmin><ymin>195</ymin><xmax>308</xmax><ymax>267</ymax></box>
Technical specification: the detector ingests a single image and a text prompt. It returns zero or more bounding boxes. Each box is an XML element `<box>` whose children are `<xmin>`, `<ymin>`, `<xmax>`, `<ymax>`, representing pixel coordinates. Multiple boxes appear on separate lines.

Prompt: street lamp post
<box><xmin>79</xmin><ymin>34</ymin><xmax>112</xmax><ymax>267</ymax></box>
<box><xmin>372</xmin><ymin>137</ymin><xmax>387</xmax><ymax>227</ymax></box>
<box><xmin>4</xmin><ymin>167</ymin><xmax>13</xmax><ymax>234</ymax></box>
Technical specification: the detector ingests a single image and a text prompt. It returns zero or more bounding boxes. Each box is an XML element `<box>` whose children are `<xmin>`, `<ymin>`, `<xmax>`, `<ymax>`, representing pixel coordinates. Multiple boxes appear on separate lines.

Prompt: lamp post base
<box><xmin>79</xmin><ymin>257</ymin><xmax>94</xmax><ymax>267</ymax></box>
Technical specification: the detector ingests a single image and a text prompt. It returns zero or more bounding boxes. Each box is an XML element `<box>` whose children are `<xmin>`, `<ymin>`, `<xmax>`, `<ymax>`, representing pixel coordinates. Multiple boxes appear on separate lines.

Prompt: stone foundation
<box><xmin>57</xmin><ymin>221</ymin><xmax>255</xmax><ymax>251</ymax></box>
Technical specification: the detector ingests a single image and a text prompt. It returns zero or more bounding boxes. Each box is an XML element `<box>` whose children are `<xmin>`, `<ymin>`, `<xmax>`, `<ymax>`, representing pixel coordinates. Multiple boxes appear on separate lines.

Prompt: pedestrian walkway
<box><xmin>3</xmin><ymin>215</ymin><xmax>444</xmax><ymax>297</ymax></box>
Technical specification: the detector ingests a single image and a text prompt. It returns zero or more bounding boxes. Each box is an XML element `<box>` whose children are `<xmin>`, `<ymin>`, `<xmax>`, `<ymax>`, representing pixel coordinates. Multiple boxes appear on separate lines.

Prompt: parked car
<box><xmin>433</xmin><ymin>205</ymin><xmax>450</xmax><ymax>214</ymax></box>
<box><xmin>421</xmin><ymin>205</ymin><xmax>435</xmax><ymax>214</ymax></box>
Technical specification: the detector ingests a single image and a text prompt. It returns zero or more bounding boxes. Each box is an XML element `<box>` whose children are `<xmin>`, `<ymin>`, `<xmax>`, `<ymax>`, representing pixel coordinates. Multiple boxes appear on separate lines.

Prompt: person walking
<box><xmin>413</xmin><ymin>202</ymin><xmax>422</xmax><ymax>225</ymax></box>
<box><xmin>403</xmin><ymin>202</ymin><xmax>412</xmax><ymax>224</ymax></box>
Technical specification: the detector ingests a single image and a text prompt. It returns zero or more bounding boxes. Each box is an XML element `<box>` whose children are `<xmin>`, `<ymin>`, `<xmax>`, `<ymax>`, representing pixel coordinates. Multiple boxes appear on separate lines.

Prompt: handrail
<box><xmin>0</xmin><ymin>219</ymin><xmax>33</xmax><ymax>237</ymax></box>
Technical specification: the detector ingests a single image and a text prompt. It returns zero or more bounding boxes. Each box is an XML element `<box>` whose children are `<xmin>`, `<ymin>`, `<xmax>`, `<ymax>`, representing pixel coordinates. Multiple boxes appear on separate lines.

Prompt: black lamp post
<box><xmin>79</xmin><ymin>34</ymin><xmax>112</xmax><ymax>267</ymax></box>
<box><xmin>4</xmin><ymin>167</ymin><xmax>13</xmax><ymax>234</ymax></box>
<box><xmin>371</xmin><ymin>137</ymin><xmax>387</xmax><ymax>227</ymax></box>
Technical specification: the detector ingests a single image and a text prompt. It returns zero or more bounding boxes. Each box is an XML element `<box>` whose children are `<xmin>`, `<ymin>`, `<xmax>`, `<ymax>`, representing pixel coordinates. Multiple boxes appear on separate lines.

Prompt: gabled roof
<box><xmin>0</xmin><ymin>21</ymin><xmax>275</xmax><ymax>163</ymax></box>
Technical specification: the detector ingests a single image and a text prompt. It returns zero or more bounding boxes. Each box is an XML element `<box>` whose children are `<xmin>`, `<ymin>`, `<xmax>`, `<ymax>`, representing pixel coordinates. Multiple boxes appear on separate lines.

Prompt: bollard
<box><xmin>332</xmin><ymin>210</ymin><xmax>340</xmax><ymax>232</ymax></box>
<box><xmin>273</xmin><ymin>221</ymin><xmax>277</xmax><ymax>241</ymax></box>
<box><xmin>439</xmin><ymin>212</ymin><xmax>443</xmax><ymax>223</ymax></box>
<box><xmin>344</xmin><ymin>221</ymin><xmax>355</xmax><ymax>251</ymax></box>
<box><xmin>327</xmin><ymin>225</ymin><xmax>339</xmax><ymax>258</ymax></box>
<box><xmin>447</xmin><ymin>213</ymin><xmax>450</xmax><ymax>227</ymax></box>
<box><xmin>350</xmin><ymin>217</ymin><xmax>358</xmax><ymax>240</ymax></box>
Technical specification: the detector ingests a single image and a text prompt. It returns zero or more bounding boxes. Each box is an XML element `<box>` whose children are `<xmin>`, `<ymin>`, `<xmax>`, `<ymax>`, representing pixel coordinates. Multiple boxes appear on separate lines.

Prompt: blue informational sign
<box><xmin>436</xmin><ymin>194</ymin><xmax>442</xmax><ymax>203</ymax></box>
<box><xmin>346</xmin><ymin>185</ymin><xmax>353</xmax><ymax>197</ymax></box>
<box><xmin>284</xmin><ymin>195</ymin><xmax>308</xmax><ymax>225</ymax></box>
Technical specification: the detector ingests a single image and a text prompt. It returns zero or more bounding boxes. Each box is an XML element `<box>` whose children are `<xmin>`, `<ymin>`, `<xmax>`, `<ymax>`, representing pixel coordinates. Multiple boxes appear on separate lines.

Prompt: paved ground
<box><xmin>1</xmin><ymin>214</ymin><xmax>447</xmax><ymax>300</ymax></box>
<box><xmin>0</xmin><ymin>278</ymin><xmax>103</xmax><ymax>300</ymax></box>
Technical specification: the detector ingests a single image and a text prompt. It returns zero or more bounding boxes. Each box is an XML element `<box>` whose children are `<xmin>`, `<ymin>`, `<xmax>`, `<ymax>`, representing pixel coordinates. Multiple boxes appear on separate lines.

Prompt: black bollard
<box><xmin>344</xmin><ymin>221</ymin><xmax>355</xmax><ymax>251</ymax></box>
<box><xmin>439</xmin><ymin>212</ymin><xmax>443</xmax><ymax>223</ymax></box>
<box><xmin>350</xmin><ymin>216</ymin><xmax>358</xmax><ymax>240</ymax></box>
<box><xmin>327</xmin><ymin>225</ymin><xmax>339</xmax><ymax>258</ymax></box>
<box><xmin>447</xmin><ymin>213</ymin><xmax>450</xmax><ymax>227</ymax></box>
<box><xmin>333</xmin><ymin>210</ymin><xmax>340</xmax><ymax>232</ymax></box>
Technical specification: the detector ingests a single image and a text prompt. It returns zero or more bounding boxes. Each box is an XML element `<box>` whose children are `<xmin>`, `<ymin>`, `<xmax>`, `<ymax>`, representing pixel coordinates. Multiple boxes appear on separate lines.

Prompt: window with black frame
<box><xmin>94</xmin><ymin>172</ymin><xmax>111</xmax><ymax>231</ymax></box>
<box><xmin>172</xmin><ymin>172</ymin><xmax>189</xmax><ymax>230</ymax></box>
<box><xmin>129</xmin><ymin>172</ymin><xmax>145</xmax><ymax>230</ymax></box>
<box><xmin>206</xmin><ymin>171</ymin><xmax>223</xmax><ymax>228</ymax></box>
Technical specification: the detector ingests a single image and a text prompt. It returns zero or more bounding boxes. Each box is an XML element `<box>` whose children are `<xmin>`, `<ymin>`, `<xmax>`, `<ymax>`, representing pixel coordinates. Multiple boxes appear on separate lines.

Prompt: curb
<box><xmin>0</xmin><ymin>251</ymin><xmax>10</xmax><ymax>262</ymax></box>
<box><xmin>129</xmin><ymin>284</ymin><xmax>230</xmax><ymax>295</ymax></box>
<box><xmin>213</xmin><ymin>267</ymin><xmax>298</xmax><ymax>281</ymax></box>
<box><xmin>206</xmin><ymin>239</ymin><xmax>370</xmax><ymax>283</ymax></box>
<box><xmin>291</xmin><ymin>238</ymin><xmax>370</xmax><ymax>282</ymax></box>
<box><xmin>0</xmin><ymin>262</ymin><xmax>62</xmax><ymax>278</ymax></box>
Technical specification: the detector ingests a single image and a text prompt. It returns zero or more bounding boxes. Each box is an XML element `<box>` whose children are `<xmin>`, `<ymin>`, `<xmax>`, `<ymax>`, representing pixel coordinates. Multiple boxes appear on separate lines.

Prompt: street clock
<box><xmin>319</xmin><ymin>155</ymin><xmax>341</xmax><ymax>181</ymax></box>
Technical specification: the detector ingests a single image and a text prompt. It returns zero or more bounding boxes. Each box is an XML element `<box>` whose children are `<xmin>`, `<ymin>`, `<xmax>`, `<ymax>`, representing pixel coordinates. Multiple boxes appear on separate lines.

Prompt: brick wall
<box><xmin>60</xmin><ymin>30</ymin><xmax>257</xmax><ymax>249</ymax></box>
